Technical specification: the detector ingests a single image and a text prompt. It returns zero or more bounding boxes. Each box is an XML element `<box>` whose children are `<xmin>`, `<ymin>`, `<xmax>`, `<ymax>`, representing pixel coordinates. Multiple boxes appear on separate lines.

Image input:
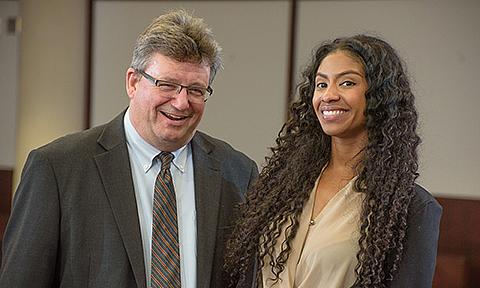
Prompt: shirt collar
<box><xmin>170</xmin><ymin>144</ymin><xmax>188</xmax><ymax>173</ymax></box>
<box><xmin>124</xmin><ymin>107</ymin><xmax>189</xmax><ymax>174</ymax></box>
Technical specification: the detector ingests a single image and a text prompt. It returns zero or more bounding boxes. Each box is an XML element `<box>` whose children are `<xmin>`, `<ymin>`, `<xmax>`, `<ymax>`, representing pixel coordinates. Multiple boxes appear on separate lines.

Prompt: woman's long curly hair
<box><xmin>225</xmin><ymin>35</ymin><xmax>420</xmax><ymax>287</ymax></box>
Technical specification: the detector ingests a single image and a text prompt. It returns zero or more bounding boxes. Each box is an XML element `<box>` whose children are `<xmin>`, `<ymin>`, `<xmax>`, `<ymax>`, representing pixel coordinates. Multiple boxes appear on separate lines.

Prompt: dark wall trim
<box><xmin>433</xmin><ymin>197</ymin><xmax>480</xmax><ymax>287</ymax></box>
<box><xmin>85</xmin><ymin>0</ymin><xmax>93</xmax><ymax>129</ymax></box>
<box><xmin>0</xmin><ymin>169</ymin><xmax>13</xmax><ymax>214</ymax></box>
<box><xmin>0</xmin><ymin>168</ymin><xmax>13</xmax><ymax>258</ymax></box>
<box><xmin>286</xmin><ymin>0</ymin><xmax>297</xmax><ymax>120</ymax></box>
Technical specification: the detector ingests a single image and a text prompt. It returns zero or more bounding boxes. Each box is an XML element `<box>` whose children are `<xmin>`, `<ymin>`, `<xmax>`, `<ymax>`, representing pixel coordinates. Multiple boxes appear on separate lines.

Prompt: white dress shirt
<box><xmin>124</xmin><ymin>109</ymin><xmax>197</xmax><ymax>288</ymax></box>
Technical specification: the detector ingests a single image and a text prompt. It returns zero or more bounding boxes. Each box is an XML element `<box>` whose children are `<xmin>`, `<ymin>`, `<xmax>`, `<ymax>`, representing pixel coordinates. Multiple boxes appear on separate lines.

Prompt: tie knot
<box><xmin>159</xmin><ymin>152</ymin><xmax>174</xmax><ymax>171</ymax></box>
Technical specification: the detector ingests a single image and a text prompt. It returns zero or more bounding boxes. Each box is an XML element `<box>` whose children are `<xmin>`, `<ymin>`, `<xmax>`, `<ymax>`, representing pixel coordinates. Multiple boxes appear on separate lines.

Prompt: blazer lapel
<box><xmin>94</xmin><ymin>112</ymin><xmax>147</xmax><ymax>288</ymax></box>
<box><xmin>192</xmin><ymin>133</ymin><xmax>222</xmax><ymax>288</ymax></box>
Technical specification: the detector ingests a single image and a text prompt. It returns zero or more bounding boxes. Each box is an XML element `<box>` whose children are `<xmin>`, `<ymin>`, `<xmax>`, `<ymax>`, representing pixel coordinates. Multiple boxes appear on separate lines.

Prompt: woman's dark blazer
<box><xmin>388</xmin><ymin>184</ymin><xmax>442</xmax><ymax>287</ymax></box>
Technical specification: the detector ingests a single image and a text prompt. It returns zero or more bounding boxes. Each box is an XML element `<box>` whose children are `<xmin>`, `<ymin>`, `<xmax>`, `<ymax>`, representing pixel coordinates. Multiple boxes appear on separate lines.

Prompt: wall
<box><xmin>0</xmin><ymin>1</ymin><xmax>19</xmax><ymax>170</ymax></box>
<box><xmin>91</xmin><ymin>0</ymin><xmax>290</xmax><ymax>167</ymax></box>
<box><xmin>90</xmin><ymin>0</ymin><xmax>480</xmax><ymax>199</ymax></box>
<box><xmin>2</xmin><ymin>0</ymin><xmax>479</xmax><ymax>197</ymax></box>
<box><xmin>295</xmin><ymin>0</ymin><xmax>480</xmax><ymax>199</ymax></box>
<box><xmin>13</xmin><ymin>0</ymin><xmax>88</xmax><ymax>188</ymax></box>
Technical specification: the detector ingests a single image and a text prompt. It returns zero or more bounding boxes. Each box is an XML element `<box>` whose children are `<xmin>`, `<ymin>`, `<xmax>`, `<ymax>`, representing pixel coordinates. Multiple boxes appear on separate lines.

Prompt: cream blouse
<box><xmin>261</xmin><ymin>176</ymin><xmax>365</xmax><ymax>288</ymax></box>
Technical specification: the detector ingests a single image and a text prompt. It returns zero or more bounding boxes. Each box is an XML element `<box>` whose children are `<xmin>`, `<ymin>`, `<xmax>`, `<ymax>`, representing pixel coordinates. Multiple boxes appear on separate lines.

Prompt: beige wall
<box><xmin>0</xmin><ymin>1</ymin><xmax>19</xmax><ymax>169</ymax></box>
<box><xmin>14</xmin><ymin>0</ymin><xmax>88</xmax><ymax>187</ymax></box>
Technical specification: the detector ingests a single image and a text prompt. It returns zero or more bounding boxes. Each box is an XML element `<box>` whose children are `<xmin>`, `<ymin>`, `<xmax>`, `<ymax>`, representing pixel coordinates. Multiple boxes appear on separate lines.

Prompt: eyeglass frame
<box><xmin>135</xmin><ymin>69</ymin><xmax>213</xmax><ymax>103</ymax></box>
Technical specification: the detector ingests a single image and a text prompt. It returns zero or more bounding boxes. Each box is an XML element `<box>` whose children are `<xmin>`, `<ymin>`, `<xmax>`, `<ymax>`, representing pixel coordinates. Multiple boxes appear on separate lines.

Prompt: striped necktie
<box><xmin>151</xmin><ymin>152</ymin><xmax>181</xmax><ymax>288</ymax></box>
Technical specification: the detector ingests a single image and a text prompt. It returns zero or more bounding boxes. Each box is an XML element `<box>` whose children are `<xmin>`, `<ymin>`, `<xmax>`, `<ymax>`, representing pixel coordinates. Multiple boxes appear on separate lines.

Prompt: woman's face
<box><xmin>312</xmin><ymin>51</ymin><xmax>368</xmax><ymax>142</ymax></box>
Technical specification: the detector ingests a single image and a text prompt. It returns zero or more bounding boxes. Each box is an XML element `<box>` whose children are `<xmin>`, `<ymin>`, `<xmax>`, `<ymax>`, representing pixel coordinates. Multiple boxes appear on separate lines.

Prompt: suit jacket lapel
<box><xmin>192</xmin><ymin>133</ymin><xmax>222</xmax><ymax>288</ymax></box>
<box><xmin>94</xmin><ymin>112</ymin><xmax>147</xmax><ymax>288</ymax></box>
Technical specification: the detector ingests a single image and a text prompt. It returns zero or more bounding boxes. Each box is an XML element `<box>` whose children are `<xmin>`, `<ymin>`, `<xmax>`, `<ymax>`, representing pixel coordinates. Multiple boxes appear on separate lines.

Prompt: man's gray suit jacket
<box><xmin>0</xmin><ymin>111</ymin><xmax>258</xmax><ymax>288</ymax></box>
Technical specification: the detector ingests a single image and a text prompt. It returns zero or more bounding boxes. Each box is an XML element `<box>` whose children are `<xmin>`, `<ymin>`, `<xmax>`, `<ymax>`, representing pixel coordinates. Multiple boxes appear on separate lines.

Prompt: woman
<box><xmin>225</xmin><ymin>35</ymin><xmax>442</xmax><ymax>288</ymax></box>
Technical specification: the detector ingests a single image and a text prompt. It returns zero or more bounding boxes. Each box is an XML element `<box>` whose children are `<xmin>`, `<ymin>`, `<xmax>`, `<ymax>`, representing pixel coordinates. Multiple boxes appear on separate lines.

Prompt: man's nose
<box><xmin>171</xmin><ymin>87</ymin><xmax>190</xmax><ymax>110</ymax></box>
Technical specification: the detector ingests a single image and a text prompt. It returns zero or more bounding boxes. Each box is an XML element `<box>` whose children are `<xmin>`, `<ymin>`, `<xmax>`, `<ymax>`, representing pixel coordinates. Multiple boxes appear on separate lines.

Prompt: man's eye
<box><xmin>188</xmin><ymin>87</ymin><xmax>205</xmax><ymax>96</ymax></box>
<box><xmin>157</xmin><ymin>83</ymin><xmax>177</xmax><ymax>91</ymax></box>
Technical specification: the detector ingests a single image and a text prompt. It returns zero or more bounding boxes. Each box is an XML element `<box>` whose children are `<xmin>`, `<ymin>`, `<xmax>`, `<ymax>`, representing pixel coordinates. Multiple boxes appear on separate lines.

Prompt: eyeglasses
<box><xmin>136</xmin><ymin>69</ymin><xmax>213</xmax><ymax>103</ymax></box>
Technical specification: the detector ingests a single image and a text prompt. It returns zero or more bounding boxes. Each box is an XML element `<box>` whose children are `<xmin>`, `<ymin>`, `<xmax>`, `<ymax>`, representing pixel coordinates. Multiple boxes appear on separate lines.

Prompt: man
<box><xmin>0</xmin><ymin>10</ymin><xmax>258</xmax><ymax>288</ymax></box>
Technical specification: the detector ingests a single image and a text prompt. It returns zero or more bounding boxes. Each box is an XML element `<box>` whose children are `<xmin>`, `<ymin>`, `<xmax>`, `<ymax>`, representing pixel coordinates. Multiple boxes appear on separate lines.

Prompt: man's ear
<box><xmin>126</xmin><ymin>67</ymin><xmax>139</xmax><ymax>99</ymax></box>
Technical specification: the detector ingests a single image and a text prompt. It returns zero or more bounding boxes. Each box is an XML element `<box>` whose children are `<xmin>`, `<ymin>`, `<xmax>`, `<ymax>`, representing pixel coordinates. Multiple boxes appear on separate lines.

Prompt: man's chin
<box><xmin>157</xmin><ymin>131</ymin><xmax>196</xmax><ymax>150</ymax></box>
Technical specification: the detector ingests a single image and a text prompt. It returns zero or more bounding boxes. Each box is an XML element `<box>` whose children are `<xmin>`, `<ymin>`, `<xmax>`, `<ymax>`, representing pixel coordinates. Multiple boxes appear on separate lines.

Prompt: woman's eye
<box><xmin>340</xmin><ymin>81</ymin><xmax>356</xmax><ymax>87</ymax></box>
<box><xmin>316</xmin><ymin>82</ymin><xmax>327</xmax><ymax>89</ymax></box>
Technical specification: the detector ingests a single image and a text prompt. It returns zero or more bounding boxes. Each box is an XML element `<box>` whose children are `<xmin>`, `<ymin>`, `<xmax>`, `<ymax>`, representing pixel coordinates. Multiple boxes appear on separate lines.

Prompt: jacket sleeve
<box><xmin>389</xmin><ymin>198</ymin><xmax>442</xmax><ymax>287</ymax></box>
<box><xmin>0</xmin><ymin>149</ymin><xmax>60</xmax><ymax>287</ymax></box>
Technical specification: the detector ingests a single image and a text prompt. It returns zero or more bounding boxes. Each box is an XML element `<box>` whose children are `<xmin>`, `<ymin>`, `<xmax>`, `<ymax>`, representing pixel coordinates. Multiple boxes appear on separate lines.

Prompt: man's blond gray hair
<box><xmin>131</xmin><ymin>9</ymin><xmax>222</xmax><ymax>84</ymax></box>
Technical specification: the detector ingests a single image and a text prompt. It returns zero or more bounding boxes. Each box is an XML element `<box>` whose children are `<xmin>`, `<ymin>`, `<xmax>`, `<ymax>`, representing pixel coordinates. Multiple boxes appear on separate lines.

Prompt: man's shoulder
<box><xmin>193</xmin><ymin>131</ymin><xmax>233</xmax><ymax>150</ymax></box>
<box><xmin>36</xmin><ymin>112</ymin><xmax>125</xmax><ymax>156</ymax></box>
<box><xmin>37</xmin><ymin>124</ymin><xmax>106</xmax><ymax>153</ymax></box>
<box><xmin>193</xmin><ymin>131</ymin><xmax>257</xmax><ymax>169</ymax></box>
<box><xmin>32</xmin><ymin>116</ymin><xmax>124</xmax><ymax>166</ymax></box>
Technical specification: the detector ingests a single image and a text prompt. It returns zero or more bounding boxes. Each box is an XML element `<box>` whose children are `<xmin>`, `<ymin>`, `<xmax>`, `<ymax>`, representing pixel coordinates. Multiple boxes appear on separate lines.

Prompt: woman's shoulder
<box><xmin>409</xmin><ymin>183</ymin><xmax>442</xmax><ymax>216</ymax></box>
